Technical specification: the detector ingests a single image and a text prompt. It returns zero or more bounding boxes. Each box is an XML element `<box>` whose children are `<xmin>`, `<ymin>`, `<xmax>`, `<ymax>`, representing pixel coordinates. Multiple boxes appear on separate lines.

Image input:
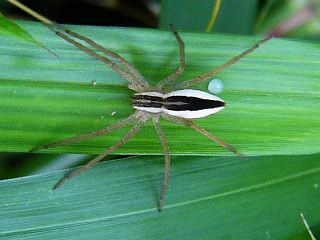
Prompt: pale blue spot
<box><xmin>208</xmin><ymin>79</ymin><xmax>224</xmax><ymax>94</ymax></box>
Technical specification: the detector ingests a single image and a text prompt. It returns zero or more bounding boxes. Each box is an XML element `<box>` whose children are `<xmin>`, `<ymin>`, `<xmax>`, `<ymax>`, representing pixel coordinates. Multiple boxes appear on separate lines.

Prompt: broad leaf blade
<box><xmin>0</xmin><ymin>154</ymin><xmax>319</xmax><ymax>239</ymax></box>
<box><xmin>0</xmin><ymin>22</ymin><xmax>319</xmax><ymax>156</ymax></box>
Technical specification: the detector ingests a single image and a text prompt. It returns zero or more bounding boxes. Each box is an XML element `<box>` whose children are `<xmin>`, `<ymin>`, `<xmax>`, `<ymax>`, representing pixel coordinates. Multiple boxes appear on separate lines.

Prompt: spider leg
<box><xmin>55</xmin><ymin>24</ymin><xmax>150</xmax><ymax>91</ymax></box>
<box><xmin>162</xmin><ymin>113</ymin><xmax>246</xmax><ymax>159</ymax></box>
<box><xmin>53</xmin><ymin>114</ymin><xmax>149</xmax><ymax>189</ymax></box>
<box><xmin>157</xmin><ymin>24</ymin><xmax>185</xmax><ymax>91</ymax></box>
<box><xmin>45</xmin><ymin>24</ymin><xmax>144</xmax><ymax>91</ymax></box>
<box><xmin>175</xmin><ymin>35</ymin><xmax>272</xmax><ymax>89</ymax></box>
<box><xmin>152</xmin><ymin>116</ymin><xmax>171</xmax><ymax>212</ymax></box>
<box><xmin>30</xmin><ymin>112</ymin><xmax>140</xmax><ymax>152</ymax></box>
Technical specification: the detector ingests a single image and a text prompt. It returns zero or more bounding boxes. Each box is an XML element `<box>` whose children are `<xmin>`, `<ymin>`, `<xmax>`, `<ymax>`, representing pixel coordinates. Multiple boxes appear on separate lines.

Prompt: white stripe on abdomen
<box><xmin>163</xmin><ymin>106</ymin><xmax>224</xmax><ymax>119</ymax></box>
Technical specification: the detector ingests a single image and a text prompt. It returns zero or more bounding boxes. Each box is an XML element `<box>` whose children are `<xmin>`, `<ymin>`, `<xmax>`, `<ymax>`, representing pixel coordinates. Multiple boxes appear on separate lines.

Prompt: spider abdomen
<box><xmin>133</xmin><ymin>89</ymin><xmax>225</xmax><ymax>119</ymax></box>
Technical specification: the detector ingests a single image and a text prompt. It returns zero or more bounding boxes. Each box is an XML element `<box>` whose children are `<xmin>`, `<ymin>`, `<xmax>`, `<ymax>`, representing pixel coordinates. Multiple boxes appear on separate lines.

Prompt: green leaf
<box><xmin>0</xmin><ymin>14</ymin><xmax>38</xmax><ymax>45</ymax></box>
<box><xmin>254</xmin><ymin>0</ymin><xmax>320</xmax><ymax>39</ymax></box>
<box><xmin>1</xmin><ymin>21</ymin><xmax>320</xmax><ymax>239</ymax></box>
<box><xmin>160</xmin><ymin>0</ymin><xmax>258</xmax><ymax>34</ymax></box>
<box><xmin>0</xmin><ymin>16</ymin><xmax>54</xmax><ymax>55</ymax></box>
<box><xmin>0</xmin><ymin>22</ymin><xmax>319</xmax><ymax>156</ymax></box>
<box><xmin>1</xmin><ymin>154</ymin><xmax>320</xmax><ymax>239</ymax></box>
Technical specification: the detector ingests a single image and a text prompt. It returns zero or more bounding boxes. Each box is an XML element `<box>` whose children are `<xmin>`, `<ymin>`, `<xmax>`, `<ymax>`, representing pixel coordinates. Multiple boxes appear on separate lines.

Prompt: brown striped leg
<box><xmin>175</xmin><ymin>36</ymin><xmax>272</xmax><ymax>89</ymax></box>
<box><xmin>31</xmin><ymin>112</ymin><xmax>140</xmax><ymax>152</ymax></box>
<box><xmin>45</xmin><ymin>24</ymin><xmax>144</xmax><ymax>91</ymax></box>
<box><xmin>162</xmin><ymin>113</ymin><xmax>246</xmax><ymax>159</ymax></box>
<box><xmin>152</xmin><ymin>117</ymin><xmax>171</xmax><ymax>212</ymax></box>
<box><xmin>157</xmin><ymin>25</ymin><xmax>185</xmax><ymax>91</ymax></box>
<box><xmin>59</xmin><ymin>26</ymin><xmax>150</xmax><ymax>91</ymax></box>
<box><xmin>54</xmin><ymin>115</ymin><xmax>148</xmax><ymax>189</ymax></box>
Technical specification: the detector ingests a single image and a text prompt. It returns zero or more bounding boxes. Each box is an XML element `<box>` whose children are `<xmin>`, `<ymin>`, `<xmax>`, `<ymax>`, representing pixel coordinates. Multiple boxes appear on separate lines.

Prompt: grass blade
<box><xmin>0</xmin><ymin>22</ymin><xmax>319</xmax><ymax>156</ymax></box>
<box><xmin>1</xmin><ymin>154</ymin><xmax>319</xmax><ymax>239</ymax></box>
<box><xmin>0</xmin><ymin>14</ymin><xmax>54</xmax><ymax>55</ymax></box>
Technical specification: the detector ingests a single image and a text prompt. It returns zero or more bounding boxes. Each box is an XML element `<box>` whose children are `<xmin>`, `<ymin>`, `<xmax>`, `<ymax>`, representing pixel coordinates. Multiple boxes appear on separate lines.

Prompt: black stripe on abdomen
<box><xmin>165</xmin><ymin>96</ymin><xmax>225</xmax><ymax>111</ymax></box>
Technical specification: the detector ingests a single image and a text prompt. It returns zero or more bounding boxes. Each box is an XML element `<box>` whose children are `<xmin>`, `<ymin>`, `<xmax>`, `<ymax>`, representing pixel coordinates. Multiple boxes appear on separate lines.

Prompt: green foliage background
<box><xmin>1</xmin><ymin>1</ymin><xmax>320</xmax><ymax>239</ymax></box>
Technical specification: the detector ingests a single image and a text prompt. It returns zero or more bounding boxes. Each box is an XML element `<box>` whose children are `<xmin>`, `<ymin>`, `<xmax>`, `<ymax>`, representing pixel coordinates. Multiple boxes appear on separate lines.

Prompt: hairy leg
<box><xmin>54</xmin><ymin>114</ymin><xmax>149</xmax><ymax>189</ymax></box>
<box><xmin>175</xmin><ymin>36</ymin><xmax>272</xmax><ymax>89</ymax></box>
<box><xmin>7</xmin><ymin>0</ymin><xmax>148</xmax><ymax>91</ymax></box>
<box><xmin>57</xmin><ymin>25</ymin><xmax>150</xmax><ymax>91</ymax></box>
<box><xmin>152</xmin><ymin>116</ymin><xmax>171</xmax><ymax>212</ymax></box>
<box><xmin>31</xmin><ymin>112</ymin><xmax>140</xmax><ymax>152</ymax></box>
<box><xmin>157</xmin><ymin>24</ymin><xmax>185</xmax><ymax>91</ymax></box>
<box><xmin>45</xmin><ymin>24</ymin><xmax>144</xmax><ymax>91</ymax></box>
<box><xmin>162</xmin><ymin>113</ymin><xmax>245</xmax><ymax>159</ymax></box>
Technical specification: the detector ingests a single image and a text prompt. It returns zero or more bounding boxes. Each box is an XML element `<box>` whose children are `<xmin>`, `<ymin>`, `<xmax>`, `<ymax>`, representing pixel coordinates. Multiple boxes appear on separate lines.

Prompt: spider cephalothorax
<box><xmin>28</xmin><ymin>21</ymin><xmax>270</xmax><ymax>211</ymax></box>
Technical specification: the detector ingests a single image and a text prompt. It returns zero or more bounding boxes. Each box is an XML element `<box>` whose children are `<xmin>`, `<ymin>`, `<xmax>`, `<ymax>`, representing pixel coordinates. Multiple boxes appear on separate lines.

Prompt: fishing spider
<box><xmin>33</xmin><ymin>23</ymin><xmax>271</xmax><ymax>211</ymax></box>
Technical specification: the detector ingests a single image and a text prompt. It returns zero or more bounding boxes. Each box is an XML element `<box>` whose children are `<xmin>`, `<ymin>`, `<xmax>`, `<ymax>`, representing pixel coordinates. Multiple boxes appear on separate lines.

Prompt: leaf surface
<box><xmin>0</xmin><ymin>22</ymin><xmax>319</xmax><ymax>156</ymax></box>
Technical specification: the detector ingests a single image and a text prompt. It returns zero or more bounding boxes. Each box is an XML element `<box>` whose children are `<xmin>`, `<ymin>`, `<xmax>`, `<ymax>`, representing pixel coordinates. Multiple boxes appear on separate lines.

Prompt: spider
<box><xmin>32</xmin><ymin>23</ymin><xmax>271</xmax><ymax>211</ymax></box>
